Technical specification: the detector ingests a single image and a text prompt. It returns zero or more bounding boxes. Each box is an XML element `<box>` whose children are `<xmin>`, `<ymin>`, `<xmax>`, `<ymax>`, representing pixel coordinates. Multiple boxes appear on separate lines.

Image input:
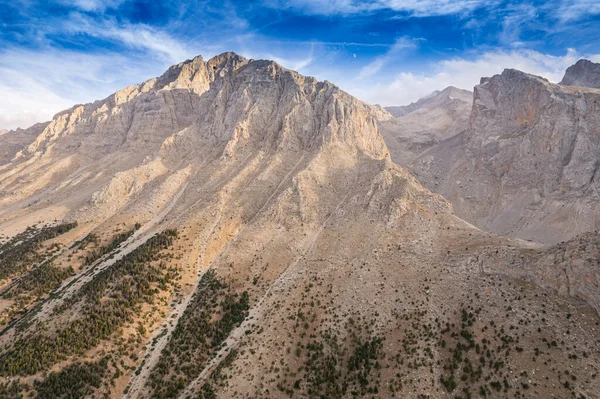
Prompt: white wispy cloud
<box><xmin>498</xmin><ymin>3</ymin><xmax>538</xmax><ymax>46</ymax></box>
<box><xmin>349</xmin><ymin>48</ymin><xmax>600</xmax><ymax>106</ymax></box>
<box><xmin>59</xmin><ymin>0</ymin><xmax>127</xmax><ymax>12</ymax></box>
<box><xmin>553</xmin><ymin>0</ymin><xmax>600</xmax><ymax>21</ymax></box>
<box><xmin>65</xmin><ymin>13</ymin><xmax>191</xmax><ymax>63</ymax></box>
<box><xmin>0</xmin><ymin>47</ymin><xmax>173</xmax><ymax>130</ymax></box>
<box><xmin>267</xmin><ymin>0</ymin><xmax>600</xmax><ymax>21</ymax></box>
<box><xmin>0</xmin><ymin>4</ymin><xmax>208</xmax><ymax>130</ymax></box>
<box><xmin>266</xmin><ymin>0</ymin><xmax>497</xmax><ymax>17</ymax></box>
<box><xmin>356</xmin><ymin>36</ymin><xmax>419</xmax><ymax>80</ymax></box>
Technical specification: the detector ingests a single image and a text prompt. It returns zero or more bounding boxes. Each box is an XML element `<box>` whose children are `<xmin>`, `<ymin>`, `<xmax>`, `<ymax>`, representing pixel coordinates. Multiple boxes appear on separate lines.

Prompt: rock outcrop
<box><xmin>560</xmin><ymin>58</ymin><xmax>600</xmax><ymax>88</ymax></box>
<box><xmin>458</xmin><ymin>231</ymin><xmax>600</xmax><ymax>316</ymax></box>
<box><xmin>0</xmin><ymin>122</ymin><xmax>48</xmax><ymax>166</ymax></box>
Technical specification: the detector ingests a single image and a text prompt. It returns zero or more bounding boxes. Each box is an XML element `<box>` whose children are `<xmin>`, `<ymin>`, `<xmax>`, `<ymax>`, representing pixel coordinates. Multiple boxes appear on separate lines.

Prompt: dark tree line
<box><xmin>0</xmin><ymin>229</ymin><xmax>178</xmax><ymax>376</ymax></box>
<box><xmin>147</xmin><ymin>270</ymin><xmax>250</xmax><ymax>398</ymax></box>
<box><xmin>0</xmin><ymin>222</ymin><xmax>77</xmax><ymax>280</ymax></box>
<box><xmin>33</xmin><ymin>357</ymin><xmax>109</xmax><ymax>398</ymax></box>
<box><xmin>3</xmin><ymin>263</ymin><xmax>74</xmax><ymax>299</ymax></box>
<box><xmin>82</xmin><ymin>223</ymin><xmax>140</xmax><ymax>266</ymax></box>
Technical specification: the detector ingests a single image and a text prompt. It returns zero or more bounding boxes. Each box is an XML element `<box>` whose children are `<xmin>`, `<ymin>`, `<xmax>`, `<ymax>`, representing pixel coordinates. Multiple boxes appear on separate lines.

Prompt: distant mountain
<box><xmin>560</xmin><ymin>58</ymin><xmax>600</xmax><ymax>88</ymax></box>
<box><xmin>379</xmin><ymin>86</ymin><xmax>473</xmax><ymax>163</ymax></box>
<box><xmin>384</xmin><ymin>86</ymin><xmax>472</xmax><ymax>118</ymax></box>
<box><xmin>384</xmin><ymin>89</ymin><xmax>441</xmax><ymax>117</ymax></box>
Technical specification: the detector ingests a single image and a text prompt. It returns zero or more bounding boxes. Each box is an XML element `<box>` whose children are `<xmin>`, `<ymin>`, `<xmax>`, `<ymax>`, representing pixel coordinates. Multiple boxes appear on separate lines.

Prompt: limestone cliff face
<box><xmin>15</xmin><ymin>52</ymin><xmax>388</xmax><ymax>164</ymax></box>
<box><xmin>467</xmin><ymin>69</ymin><xmax>600</xmax><ymax>193</ymax></box>
<box><xmin>0</xmin><ymin>53</ymin><xmax>389</xmax><ymax>213</ymax></box>
<box><xmin>412</xmin><ymin>68</ymin><xmax>600</xmax><ymax>244</ymax></box>
<box><xmin>560</xmin><ymin>58</ymin><xmax>600</xmax><ymax>88</ymax></box>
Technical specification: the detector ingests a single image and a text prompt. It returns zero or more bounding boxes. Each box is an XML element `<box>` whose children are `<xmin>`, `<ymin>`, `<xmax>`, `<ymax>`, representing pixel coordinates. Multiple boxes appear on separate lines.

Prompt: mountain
<box><xmin>0</xmin><ymin>53</ymin><xmax>599</xmax><ymax>399</ymax></box>
<box><xmin>384</xmin><ymin>86</ymin><xmax>472</xmax><ymax>119</ymax></box>
<box><xmin>407</xmin><ymin>65</ymin><xmax>600</xmax><ymax>244</ymax></box>
<box><xmin>560</xmin><ymin>58</ymin><xmax>600</xmax><ymax>88</ymax></box>
<box><xmin>384</xmin><ymin>89</ymin><xmax>441</xmax><ymax>118</ymax></box>
<box><xmin>379</xmin><ymin>86</ymin><xmax>473</xmax><ymax>163</ymax></box>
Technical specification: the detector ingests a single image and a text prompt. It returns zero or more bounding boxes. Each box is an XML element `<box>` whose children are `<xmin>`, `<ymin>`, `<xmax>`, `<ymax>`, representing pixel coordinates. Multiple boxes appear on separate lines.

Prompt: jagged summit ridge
<box><xmin>7</xmin><ymin>52</ymin><xmax>388</xmax><ymax>168</ymax></box>
<box><xmin>0</xmin><ymin>51</ymin><xmax>391</xmax><ymax>214</ymax></box>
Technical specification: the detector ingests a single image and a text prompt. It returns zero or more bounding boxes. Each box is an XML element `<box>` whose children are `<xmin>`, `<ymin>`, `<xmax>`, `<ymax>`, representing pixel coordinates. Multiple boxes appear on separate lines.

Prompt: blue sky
<box><xmin>1</xmin><ymin>0</ymin><xmax>600</xmax><ymax>129</ymax></box>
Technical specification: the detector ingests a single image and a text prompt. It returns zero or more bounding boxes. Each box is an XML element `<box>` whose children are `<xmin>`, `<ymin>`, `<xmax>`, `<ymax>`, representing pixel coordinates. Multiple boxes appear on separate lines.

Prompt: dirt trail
<box><xmin>121</xmin><ymin>155</ymin><xmax>303</xmax><ymax>398</ymax></box>
<box><xmin>123</xmin><ymin>208</ymin><xmax>222</xmax><ymax>399</ymax></box>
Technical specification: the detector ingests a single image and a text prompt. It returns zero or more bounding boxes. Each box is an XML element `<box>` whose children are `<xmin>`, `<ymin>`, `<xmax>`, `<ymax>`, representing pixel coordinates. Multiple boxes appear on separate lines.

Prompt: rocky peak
<box><xmin>559</xmin><ymin>58</ymin><xmax>600</xmax><ymax>88</ymax></box>
<box><xmin>155</xmin><ymin>52</ymin><xmax>250</xmax><ymax>93</ymax></box>
<box><xmin>420</xmin><ymin>86</ymin><xmax>472</xmax><ymax>109</ymax></box>
<box><xmin>438</xmin><ymin>85</ymin><xmax>472</xmax><ymax>99</ymax></box>
<box><xmin>385</xmin><ymin>86</ymin><xmax>472</xmax><ymax>118</ymax></box>
<box><xmin>12</xmin><ymin>52</ymin><xmax>389</xmax><ymax>167</ymax></box>
<box><xmin>471</xmin><ymin>69</ymin><xmax>551</xmax><ymax>132</ymax></box>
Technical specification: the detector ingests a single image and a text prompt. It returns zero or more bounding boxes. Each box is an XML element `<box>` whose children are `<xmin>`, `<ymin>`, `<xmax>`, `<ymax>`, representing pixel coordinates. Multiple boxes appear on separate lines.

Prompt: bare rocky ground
<box><xmin>0</xmin><ymin>53</ymin><xmax>598</xmax><ymax>399</ymax></box>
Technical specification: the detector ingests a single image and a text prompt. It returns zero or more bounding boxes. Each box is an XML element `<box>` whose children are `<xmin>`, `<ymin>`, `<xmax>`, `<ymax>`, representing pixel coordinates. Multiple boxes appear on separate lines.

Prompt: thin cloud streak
<box><xmin>266</xmin><ymin>0</ymin><xmax>497</xmax><ymax>17</ymax></box>
<box><xmin>356</xmin><ymin>36</ymin><xmax>420</xmax><ymax>80</ymax></box>
<box><xmin>268</xmin><ymin>40</ymin><xmax>392</xmax><ymax>47</ymax></box>
<box><xmin>65</xmin><ymin>13</ymin><xmax>191</xmax><ymax>63</ymax></box>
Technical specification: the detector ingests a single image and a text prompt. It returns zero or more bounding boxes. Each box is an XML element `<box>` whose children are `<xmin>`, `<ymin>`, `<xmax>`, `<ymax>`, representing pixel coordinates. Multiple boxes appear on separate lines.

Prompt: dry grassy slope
<box><xmin>0</xmin><ymin>53</ymin><xmax>598</xmax><ymax>399</ymax></box>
